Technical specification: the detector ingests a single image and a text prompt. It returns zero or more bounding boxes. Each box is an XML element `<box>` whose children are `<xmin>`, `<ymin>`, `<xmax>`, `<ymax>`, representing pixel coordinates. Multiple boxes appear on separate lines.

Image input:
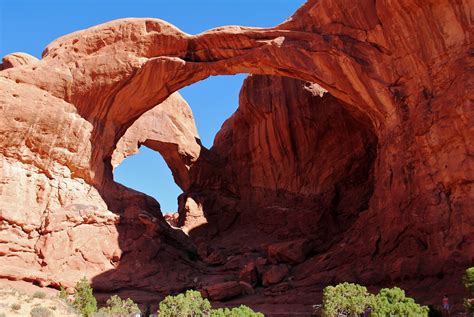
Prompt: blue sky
<box><xmin>0</xmin><ymin>0</ymin><xmax>305</xmax><ymax>213</ymax></box>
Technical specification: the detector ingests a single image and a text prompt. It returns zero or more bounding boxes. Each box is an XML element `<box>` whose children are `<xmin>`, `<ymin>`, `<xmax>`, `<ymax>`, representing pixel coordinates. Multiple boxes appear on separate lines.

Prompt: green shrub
<box><xmin>97</xmin><ymin>295</ymin><xmax>141</xmax><ymax>316</ymax></box>
<box><xmin>158</xmin><ymin>290</ymin><xmax>212</xmax><ymax>316</ymax></box>
<box><xmin>464</xmin><ymin>267</ymin><xmax>474</xmax><ymax>292</ymax></box>
<box><xmin>30</xmin><ymin>306</ymin><xmax>53</xmax><ymax>317</ymax></box>
<box><xmin>58</xmin><ymin>286</ymin><xmax>69</xmax><ymax>301</ymax></box>
<box><xmin>321</xmin><ymin>283</ymin><xmax>428</xmax><ymax>317</ymax></box>
<box><xmin>72</xmin><ymin>277</ymin><xmax>97</xmax><ymax>317</ymax></box>
<box><xmin>464</xmin><ymin>267</ymin><xmax>474</xmax><ymax>316</ymax></box>
<box><xmin>466</xmin><ymin>300</ymin><xmax>474</xmax><ymax>317</ymax></box>
<box><xmin>371</xmin><ymin>287</ymin><xmax>428</xmax><ymax>317</ymax></box>
<box><xmin>157</xmin><ymin>290</ymin><xmax>263</xmax><ymax>316</ymax></box>
<box><xmin>211</xmin><ymin>305</ymin><xmax>264</xmax><ymax>316</ymax></box>
<box><xmin>321</xmin><ymin>282</ymin><xmax>374</xmax><ymax>317</ymax></box>
<box><xmin>32</xmin><ymin>291</ymin><xmax>47</xmax><ymax>299</ymax></box>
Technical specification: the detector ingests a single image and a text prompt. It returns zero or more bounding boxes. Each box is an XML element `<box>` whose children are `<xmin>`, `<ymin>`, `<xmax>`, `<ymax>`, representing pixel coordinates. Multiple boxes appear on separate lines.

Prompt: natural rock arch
<box><xmin>111</xmin><ymin>92</ymin><xmax>201</xmax><ymax>192</ymax></box>
<box><xmin>1</xmin><ymin>16</ymin><xmax>391</xmax><ymax>182</ymax></box>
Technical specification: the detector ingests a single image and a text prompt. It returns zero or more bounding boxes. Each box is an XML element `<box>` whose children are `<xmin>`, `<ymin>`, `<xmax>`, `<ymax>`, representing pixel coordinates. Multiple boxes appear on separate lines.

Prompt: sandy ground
<box><xmin>0</xmin><ymin>280</ymin><xmax>78</xmax><ymax>317</ymax></box>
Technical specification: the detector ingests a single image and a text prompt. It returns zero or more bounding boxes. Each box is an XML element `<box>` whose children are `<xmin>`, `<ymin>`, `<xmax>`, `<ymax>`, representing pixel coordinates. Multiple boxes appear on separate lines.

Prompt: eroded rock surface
<box><xmin>1</xmin><ymin>52</ymin><xmax>38</xmax><ymax>70</ymax></box>
<box><xmin>112</xmin><ymin>92</ymin><xmax>201</xmax><ymax>190</ymax></box>
<box><xmin>0</xmin><ymin>0</ymin><xmax>472</xmax><ymax>314</ymax></box>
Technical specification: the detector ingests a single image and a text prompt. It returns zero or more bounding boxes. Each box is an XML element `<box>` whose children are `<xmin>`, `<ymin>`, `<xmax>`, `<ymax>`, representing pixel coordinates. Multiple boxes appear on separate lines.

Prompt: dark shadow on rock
<box><xmin>91</xmin><ymin>75</ymin><xmax>379</xmax><ymax>315</ymax></box>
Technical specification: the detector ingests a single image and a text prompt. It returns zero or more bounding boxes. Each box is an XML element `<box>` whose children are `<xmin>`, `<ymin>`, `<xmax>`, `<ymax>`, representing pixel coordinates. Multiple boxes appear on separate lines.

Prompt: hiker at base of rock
<box><xmin>442</xmin><ymin>295</ymin><xmax>450</xmax><ymax>315</ymax></box>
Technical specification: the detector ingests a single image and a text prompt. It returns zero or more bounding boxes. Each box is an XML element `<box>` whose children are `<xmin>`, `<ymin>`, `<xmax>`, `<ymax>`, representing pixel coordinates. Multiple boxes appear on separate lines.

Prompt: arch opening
<box><xmin>87</xmin><ymin>68</ymin><xmax>380</xmax><ymax>311</ymax></box>
<box><xmin>95</xmin><ymin>72</ymin><xmax>380</xmax><ymax>309</ymax></box>
<box><xmin>114</xmin><ymin>145</ymin><xmax>182</xmax><ymax>214</ymax></box>
<box><xmin>107</xmin><ymin>70</ymin><xmax>379</xmax><ymax>241</ymax></box>
<box><xmin>178</xmin><ymin>75</ymin><xmax>378</xmax><ymax>250</ymax></box>
<box><xmin>110</xmin><ymin>74</ymin><xmax>246</xmax><ymax>217</ymax></box>
<box><xmin>80</xmin><ymin>19</ymin><xmax>383</xmax><ymax>306</ymax></box>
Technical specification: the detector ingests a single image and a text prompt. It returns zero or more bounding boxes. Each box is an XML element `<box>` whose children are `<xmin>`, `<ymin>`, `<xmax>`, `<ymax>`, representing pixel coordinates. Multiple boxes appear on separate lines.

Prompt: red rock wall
<box><xmin>184</xmin><ymin>75</ymin><xmax>377</xmax><ymax>240</ymax></box>
<box><xmin>280</xmin><ymin>0</ymin><xmax>474</xmax><ymax>297</ymax></box>
<box><xmin>0</xmin><ymin>66</ymin><xmax>200</xmax><ymax>292</ymax></box>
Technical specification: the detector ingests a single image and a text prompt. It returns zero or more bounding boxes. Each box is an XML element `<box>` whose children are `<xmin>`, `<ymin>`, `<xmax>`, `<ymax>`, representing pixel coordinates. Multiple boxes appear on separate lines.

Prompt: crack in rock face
<box><xmin>0</xmin><ymin>0</ymin><xmax>472</xmax><ymax>314</ymax></box>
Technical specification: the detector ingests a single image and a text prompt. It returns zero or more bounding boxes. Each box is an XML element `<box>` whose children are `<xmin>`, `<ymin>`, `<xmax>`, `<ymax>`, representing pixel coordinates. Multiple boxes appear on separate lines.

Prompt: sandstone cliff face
<box><xmin>183</xmin><ymin>75</ymin><xmax>377</xmax><ymax>241</ymax></box>
<box><xmin>0</xmin><ymin>57</ymin><xmax>199</xmax><ymax>292</ymax></box>
<box><xmin>0</xmin><ymin>0</ymin><xmax>472</xmax><ymax>313</ymax></box>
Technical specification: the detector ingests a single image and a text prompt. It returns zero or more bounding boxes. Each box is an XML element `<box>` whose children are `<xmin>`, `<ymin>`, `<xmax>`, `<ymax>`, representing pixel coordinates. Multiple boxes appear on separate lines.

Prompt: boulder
<box><xmin>204</xmin><ymin>250</ymin><xmax>226</xmax><ymax>266</ymax></box>
<box><xmin>239</xmin><ymin>262</ymin><xmax>258</xmax><ymax>286</ymax></box>
<box><xmin>205</xmin><ymin>281</ymin><xmax>242</xmax><ymax>301</ymax></box>
<box><xmin>238</xmin><ymin>281</ymin><xmax>255</xmax><ymax>295</ymax></box>
<box><xmin>267</xmin><ymin>239</ymin><xmax>312</xmax><ymax>264</ymax></box>
<box><xmin>262</xmin><ymin>265</ymin><xmax>289</xmax><ymax>287</ymax></box>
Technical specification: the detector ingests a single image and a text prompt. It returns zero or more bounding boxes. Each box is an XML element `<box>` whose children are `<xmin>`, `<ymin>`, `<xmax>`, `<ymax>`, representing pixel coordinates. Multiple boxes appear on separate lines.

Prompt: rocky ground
<box><xmin>0</xmin><ymin>280</ymin><xmax>77</xmax><ymax>316</ymax></box>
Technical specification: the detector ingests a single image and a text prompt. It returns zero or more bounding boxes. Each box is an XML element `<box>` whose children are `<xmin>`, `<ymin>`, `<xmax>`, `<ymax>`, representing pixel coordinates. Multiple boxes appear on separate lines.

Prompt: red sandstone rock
<box><xmin>0</xmin><ymin>0</ymin><xmax>472</xmax><ymax>314</ymax></box>
<box><xmin>264</xmin><ymin>282</ymin><xmax>290</xmax><ymax>295</ymax></box>
<box><xmin>112</xmin><ymin>92</ymin><xmax>201</xmax><ymax>191</ymax></box>
<box><xmin>204</xmin><ymin>250</ymin><xmax>225</xmax><ymax>266</ymax></box>
<box><xmin>238</xmin><ymin>281</ymin><xmax>255</xmax><ymax>295</ymax></box>
<box><xmin>163</xmin><ymin>213</ymin><xmax>179</xmax><ymax>227</ymax></box>
<box><xmin>204</xmin><ymin>281</ymin><xmax>242</xmax><ymax>301</ymax></box>
<box><xmin>176</xmin><ymin>196</ymin><xmax>208</xmax><ymax>234</ymax></box>
<box><xmin>1</xmin><ymin>52</ymin><xmax>38</xmax><ymax>70</ymax></box>
<box><xmin>267</xmin><ymin>239</ymin><xmax>312</xmax><ymax>264</ymax></box>
<box><xmin>262</xmin><ymin>265</ymin><xmax>289</xmax><ymax>287</ymax></box>
<box><xmin>196</xmin><ymin>241</ymin><xmax>209</xmax><ymax>260</ymax></box>
<box><xmin>254</xmin><ymin>257</ymin><xmax>267</xmax><ymax>275</ymax></box>
<box><xmin>239</xmin><ymin>262</ymin><xmax>258</xmax><ymax>287</ymax></box>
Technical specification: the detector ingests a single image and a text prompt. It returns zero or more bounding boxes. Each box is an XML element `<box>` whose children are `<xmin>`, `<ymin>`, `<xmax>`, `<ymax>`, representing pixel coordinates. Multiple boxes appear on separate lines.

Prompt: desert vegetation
<box><xmin>464</xmin><ymin>267</ymin><xmax>474</xmax><ymax>316</ymax></box>
<box><xmin>61</xmin><ymin>278</ymin><xmax>461</xmax><ymax>317</ymax></box>
<box><xmin>320</xmin><ymin>283</ymin><xmax>429</xmax><ymax>317</ymax></box>
<box><xmin>158</xmin><ymin>290</ymin><xmax>263</xmax><ymax>316</ymax></box>
<box><xmin>6</xmin><ymin>271</ymin><xmax>471</xmax><ymax>317</ymax></box>
<box><xmin>58</xmin><ymin>278</ymin><xmax>263</xmax><ymax>316</ymax></box>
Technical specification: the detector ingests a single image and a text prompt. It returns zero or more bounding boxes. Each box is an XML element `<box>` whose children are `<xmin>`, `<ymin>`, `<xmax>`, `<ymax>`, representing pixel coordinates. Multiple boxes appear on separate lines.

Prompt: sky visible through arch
<box><xmin>0</xmin><ymin>0</ymin><xmax>305</xmax><ymax>213</ymax></box>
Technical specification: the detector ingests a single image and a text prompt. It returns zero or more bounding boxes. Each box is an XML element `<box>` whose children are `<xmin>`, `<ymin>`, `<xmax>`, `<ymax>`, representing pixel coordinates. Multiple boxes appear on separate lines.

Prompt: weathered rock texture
<box><xmin>112</xmin><ymin>92</ymin><xmax>201</xmax><ymax>190</ymax></box>
<box><xmin>0</xmin><ymin>61</ymin><xmax>199</xmax><ymax>294</ymax></box>
<box><xmin>184</xmin><ymin>75</ymin><xmax>377</xmax><ymax>241</ymax></box>
<box><xmin>0</xmin><ymin>0</ymin><xmax>472</xmax><ymax>314</ymax></box>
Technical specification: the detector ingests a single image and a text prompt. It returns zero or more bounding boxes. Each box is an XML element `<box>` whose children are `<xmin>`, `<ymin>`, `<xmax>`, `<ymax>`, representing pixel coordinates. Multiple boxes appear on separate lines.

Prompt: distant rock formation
<box><xmin>0</xmin><ymin>0</ymin><xmax>472</xmax><ymax>314</ymax></box>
